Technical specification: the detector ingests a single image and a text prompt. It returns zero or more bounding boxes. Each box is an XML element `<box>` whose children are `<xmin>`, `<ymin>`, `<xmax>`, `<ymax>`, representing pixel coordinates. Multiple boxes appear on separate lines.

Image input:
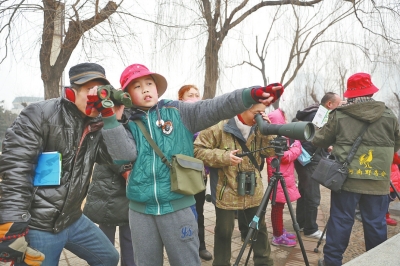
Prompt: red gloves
<box><xmin>250</xmin><ymin>83</ymin><xmax>284</xmax><ymax>103</ymax></box>
<box><xmin>86</xmin><ymin>95</ymin><xmax>114</xmax><ymax>117</ymax></box>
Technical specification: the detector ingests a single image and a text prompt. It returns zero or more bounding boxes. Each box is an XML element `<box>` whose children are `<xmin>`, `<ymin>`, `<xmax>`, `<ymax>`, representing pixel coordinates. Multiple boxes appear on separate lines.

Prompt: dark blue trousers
<box><xmin>323</xmin><ymin>190</ymin><xmax>388</xmax><ymax>266</ymax></box>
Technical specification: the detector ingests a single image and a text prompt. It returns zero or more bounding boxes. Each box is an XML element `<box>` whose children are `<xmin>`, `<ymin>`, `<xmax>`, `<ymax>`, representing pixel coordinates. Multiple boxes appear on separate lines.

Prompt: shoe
<box><xmin>355</xmin><ymin>213</ymin><xmax>362</xmax><ymax>222</ymax></box>
<box><xmin>199</xmin><ymin>249</ymin><xmax>213</xmax><ymax>261</ymax></box>
<box><xmin>272</xmin><ymin>234</ymin><xmax>297</xmax><ymax>247</ymax></box>
<box><xmin>205</xmin><ymin>194</ymin><xmax>212</xmax><ymax>202</ymax></box>
<box><xmin>304</xmin><ymin>229</ymin><xmax>326</xmax><ymax>240</ymax></box>
<box><xmin>318</xmin><ymin>258</ymin><xmax>325</xmax><ymax>266</ymax></box>
<box><xmin>283</xmin><ymin>229</ymin><xmax>296</xmax><ymax>240</ymax></box>
<box><xmin>386</xmin><ymin>212</ymin><xmax>398</xmax><ymax>226</ymax></box>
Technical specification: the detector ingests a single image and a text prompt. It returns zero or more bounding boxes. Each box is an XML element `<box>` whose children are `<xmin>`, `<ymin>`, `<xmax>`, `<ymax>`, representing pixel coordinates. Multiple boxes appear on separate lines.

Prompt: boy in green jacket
<box><xmin>89</xmin><ymin>63</ymin><xmax>283</xmax><ymax>266</ymax></box>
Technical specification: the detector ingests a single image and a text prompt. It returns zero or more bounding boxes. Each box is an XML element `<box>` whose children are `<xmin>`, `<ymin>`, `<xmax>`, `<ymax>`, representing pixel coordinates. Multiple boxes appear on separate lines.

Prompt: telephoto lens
<box><xmin>254</xmin><ymin>113</ymin><xmax>315</xmax><ymax>141</ymax></box>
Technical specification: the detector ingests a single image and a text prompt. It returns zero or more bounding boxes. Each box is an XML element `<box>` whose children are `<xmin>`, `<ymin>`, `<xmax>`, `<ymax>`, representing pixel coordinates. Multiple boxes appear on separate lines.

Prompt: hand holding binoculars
<box><xmin>96</xmin><ymin>85</ymin><xmax>133</xmax><ymax>108</ymax></box>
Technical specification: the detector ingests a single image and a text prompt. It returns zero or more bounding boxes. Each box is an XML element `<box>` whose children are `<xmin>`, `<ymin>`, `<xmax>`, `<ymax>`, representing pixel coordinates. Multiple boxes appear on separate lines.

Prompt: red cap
<box><xmin>120</xmin><ymin>64</ymin><xmax>168</xmax><ymax>97</ymax></box>
<box><xmin>344</xmin><ymin>73</ymin><xmax>379</xmax><ymax>98</ymax></box>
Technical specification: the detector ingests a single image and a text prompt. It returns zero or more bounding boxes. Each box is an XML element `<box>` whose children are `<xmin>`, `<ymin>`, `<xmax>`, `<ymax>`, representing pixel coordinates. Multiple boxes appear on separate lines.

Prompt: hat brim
<box><xmin>72</xmin><ymin>74</ymin><xmax>110</xmax><ymax>85</ymax></box>
<box><xmin>343</xmin><ymin>84</ymin><xmax>379</xmax><ymax>98</ymax></box>
<box><xmin>151</xmin><ymin>74</ymin><xmax>168</xmax><ymax>97</ymax></box>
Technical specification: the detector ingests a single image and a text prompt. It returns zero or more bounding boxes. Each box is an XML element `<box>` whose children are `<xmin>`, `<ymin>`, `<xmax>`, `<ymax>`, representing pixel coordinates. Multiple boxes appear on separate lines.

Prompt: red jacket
<box><xmin>390</xmin><ymin>153</ymin><xmax>400</xmax><ymax>193</ymax></box>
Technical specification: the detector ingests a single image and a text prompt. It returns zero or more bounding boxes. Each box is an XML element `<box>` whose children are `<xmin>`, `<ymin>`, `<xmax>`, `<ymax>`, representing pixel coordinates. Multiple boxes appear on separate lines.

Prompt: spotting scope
<box><xmin>255</xmin><ymin>113</ymin><xmax>315</xmax><ymax>141</ymax></box>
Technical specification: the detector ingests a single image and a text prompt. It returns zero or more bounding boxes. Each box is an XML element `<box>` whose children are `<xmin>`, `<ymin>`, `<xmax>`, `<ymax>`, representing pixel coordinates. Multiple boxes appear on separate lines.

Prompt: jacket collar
<box><xmin>223</xmin><ymin>118</ymin><xmax>255</xmax><ymax>142</ymax></box>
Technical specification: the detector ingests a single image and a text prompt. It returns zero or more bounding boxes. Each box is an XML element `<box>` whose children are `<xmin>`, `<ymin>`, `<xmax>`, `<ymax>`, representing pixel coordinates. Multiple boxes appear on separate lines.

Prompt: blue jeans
<box><xmin>323</xmin><ymin>190</ymin><xmax>388</xmax><ymax>266</ymax></box>
<box><xmin>17</xmin><ymin>215</ymin><xmax>119</xmax><ymax>266</ymax></box>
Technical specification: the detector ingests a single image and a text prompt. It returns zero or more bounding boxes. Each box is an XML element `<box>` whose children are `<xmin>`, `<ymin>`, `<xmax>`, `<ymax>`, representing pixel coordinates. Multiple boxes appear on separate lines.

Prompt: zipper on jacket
<box><xmin>147</xmin><ymin>115</ymin><xmax>161</xmax><ymax>215</ymax></box>
<box><xmin>218</xmin><ymin>176</ymin><xmax>227</xmax><ymax>200</ymax></box>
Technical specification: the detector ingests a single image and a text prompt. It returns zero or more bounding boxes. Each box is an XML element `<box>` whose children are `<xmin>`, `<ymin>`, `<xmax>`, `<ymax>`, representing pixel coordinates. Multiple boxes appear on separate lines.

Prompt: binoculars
<box><xmin>97</xmin><ymin>85</ymin><xmax>133</xmax><ymax>108</ymax></box>
<box><xmin>237</xmin><ymin>171</ymin><xmax>256</xmax><ymax>196</ymax></box>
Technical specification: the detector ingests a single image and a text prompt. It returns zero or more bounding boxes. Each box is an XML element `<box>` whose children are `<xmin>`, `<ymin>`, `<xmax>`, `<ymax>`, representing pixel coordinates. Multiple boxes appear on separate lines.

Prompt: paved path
<box><xmin>60</xmin><ymin>172</ymin><xmax>400</xmax><ymax>266</ymax></box>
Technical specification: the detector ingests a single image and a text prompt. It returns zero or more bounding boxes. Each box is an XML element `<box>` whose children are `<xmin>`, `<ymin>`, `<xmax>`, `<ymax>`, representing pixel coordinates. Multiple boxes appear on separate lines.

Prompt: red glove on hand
<box><xmin>250</xmin><ymin>83</ymin><xmax>284</xmax><ymax>103</ymax></box>
<box><xmin>0</xmin><ymin>222</ymin><xmax>45</xmax><ymax>265</ymax></box>
<box><xmin>86</xmin><ymin>95</ymin><xmax>114</xmax><ymax>117</ymax></box>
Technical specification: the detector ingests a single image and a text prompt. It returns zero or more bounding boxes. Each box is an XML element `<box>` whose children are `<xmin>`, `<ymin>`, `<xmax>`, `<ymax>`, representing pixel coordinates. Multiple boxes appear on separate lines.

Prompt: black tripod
<box><xmin>313</xmin><ymin>180</ymin><xmax>400</xmax><ymax>253</ymax></box>
<box><xmin>234</xmin><ymin>136</ymin><xmax>309</xmax><ymax>266</ymax></box>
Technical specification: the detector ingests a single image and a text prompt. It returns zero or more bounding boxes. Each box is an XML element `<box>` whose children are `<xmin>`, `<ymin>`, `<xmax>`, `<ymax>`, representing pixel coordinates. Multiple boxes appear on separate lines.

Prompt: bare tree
<box><xmin>230</xmin><ymin>2</ymin><xmax>357</xmax><ymax>109</ymax></box>
<box><xmin>198</xmin><ymin>0</ymin><xmax>332</xmax><ymax>99</ymax></box>
<box><xmin>1</xmin><ymin>1</ymin><xmax>122</xmax><ymax>99</ymax></box>
<box><xmin>348</xmin><ymin>1</ymin><xmax>400</xmax><ymax>45</ymax></box>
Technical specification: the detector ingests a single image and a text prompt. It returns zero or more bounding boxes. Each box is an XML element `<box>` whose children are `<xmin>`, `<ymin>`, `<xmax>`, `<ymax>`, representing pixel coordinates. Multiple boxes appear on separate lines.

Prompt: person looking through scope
<box><xmin>194</xmin><ymin>103</ymin><xmax>276</xmax><ymax>266</ymax></box>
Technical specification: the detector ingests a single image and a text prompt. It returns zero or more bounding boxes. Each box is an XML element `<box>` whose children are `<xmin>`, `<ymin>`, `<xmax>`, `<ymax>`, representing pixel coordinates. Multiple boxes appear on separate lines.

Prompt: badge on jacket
<box><xmin>162</xmin><ymin>120</ymin><xmax>173</xmax><ymax>135</ymax></box>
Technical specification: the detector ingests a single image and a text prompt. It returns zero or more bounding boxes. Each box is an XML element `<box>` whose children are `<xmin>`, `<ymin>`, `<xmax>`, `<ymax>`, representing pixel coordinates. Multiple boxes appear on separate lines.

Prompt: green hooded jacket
<box><xmin>312</xmin><ymin>100</ymin><xmax>400</xmax><ymax>195</ymax></box>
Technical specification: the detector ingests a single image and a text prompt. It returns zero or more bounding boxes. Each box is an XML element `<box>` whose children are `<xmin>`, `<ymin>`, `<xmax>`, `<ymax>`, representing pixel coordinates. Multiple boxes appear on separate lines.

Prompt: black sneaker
<box><xmin>199</xmin><ymin>249</ymin><xmax>213</xmax><ymax>261</ymax></box>
<box><xmin>205</xmin><ymin>194</ymin><xmax>212</xmax><ymax>202</ymax></box>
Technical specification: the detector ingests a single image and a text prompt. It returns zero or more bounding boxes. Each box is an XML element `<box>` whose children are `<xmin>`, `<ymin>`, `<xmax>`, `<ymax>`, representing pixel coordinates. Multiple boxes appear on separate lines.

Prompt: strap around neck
<box><xmin>134</xmin><ymin>120</ymin><xmax>171</xmax><ymax>168</ymax></box>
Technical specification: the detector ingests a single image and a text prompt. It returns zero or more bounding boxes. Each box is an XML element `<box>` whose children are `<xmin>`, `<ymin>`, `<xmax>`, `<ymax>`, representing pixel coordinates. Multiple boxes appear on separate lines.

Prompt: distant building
<box><xmin>11</xmin><ymin>96</ymin><xmax>44</xmax><ymax>114</ymax></box>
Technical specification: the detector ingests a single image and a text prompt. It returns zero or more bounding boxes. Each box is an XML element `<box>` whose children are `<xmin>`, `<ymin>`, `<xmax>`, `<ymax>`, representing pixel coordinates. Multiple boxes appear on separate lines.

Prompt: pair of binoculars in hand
<box><xmin>97</xmin><ymin>85</ymin><xmax>133</xmax><ymax>108</ymax></box>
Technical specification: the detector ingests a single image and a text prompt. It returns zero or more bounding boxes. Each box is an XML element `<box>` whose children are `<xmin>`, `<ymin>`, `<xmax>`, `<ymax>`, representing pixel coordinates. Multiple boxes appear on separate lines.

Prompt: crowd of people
<box><xmin>0</xmin><ymin>62</ymin><xmax>399</xmax><ymax>266</ymax></box>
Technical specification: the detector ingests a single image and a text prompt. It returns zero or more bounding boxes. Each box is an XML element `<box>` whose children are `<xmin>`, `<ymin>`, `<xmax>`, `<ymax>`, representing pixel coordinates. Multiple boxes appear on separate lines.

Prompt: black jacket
<box><xmin>0</xmin><ymin>93</ymin><xmax>111</xmax><ymax>233</ymax></box>
<box><xmin>83</xmin><ymin>164</ymin><xmax>129</xmax><ymax>226</ymax></box>
<box><xmin>295</xmin><ymin>103</ymin><xmax>328</xmax><ymax>162</ymax></box>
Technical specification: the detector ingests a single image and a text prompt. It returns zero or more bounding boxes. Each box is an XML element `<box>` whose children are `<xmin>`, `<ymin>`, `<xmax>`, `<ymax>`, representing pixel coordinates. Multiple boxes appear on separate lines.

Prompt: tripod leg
<box><xmin>279</xmin><ymin>174</ymin><xmax>310</xmax><ymax>266</ymax></box>
<box><xmin>233</xmin><ymin>175</ymin><xmax>276</xmax><ymax>266</ymax></box>
<box><xmin>314</xmin><ymin>219</ymin><xmax>328</xmax><ymax>253</ymax></box>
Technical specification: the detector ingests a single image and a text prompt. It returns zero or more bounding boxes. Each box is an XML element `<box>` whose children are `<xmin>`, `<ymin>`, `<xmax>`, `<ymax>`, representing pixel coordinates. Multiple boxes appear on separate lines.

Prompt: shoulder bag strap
<box><xmin>134</xmin><ymin>120</ymin><xmax>171</xmax><ymax>168</ymax></box>
<box><xmin>343</xmin><ymin>123</ymin><xmax>370</xmax><ymax>167</ymax></box>
<box><xmin>233</xmin><ymin>135</ymin><xmax>260</xmax><ymax>172</ymax></box>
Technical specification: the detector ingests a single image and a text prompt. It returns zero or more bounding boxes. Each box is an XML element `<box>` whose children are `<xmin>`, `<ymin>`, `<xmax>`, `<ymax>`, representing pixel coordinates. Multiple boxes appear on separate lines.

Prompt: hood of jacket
<box><xmin>268</xmin><ymin>108</ymin><xmax>286</xmax><ymax>125</ymax></box>
<box><xmin>296</xmin><ymin>103</ymin><xmax>319</xmax><ymax>121</ymax></box>
<box><xmin>338</xmin><ymin>101</ymin><xmax>386</xmax><ymax>123</ymax></box>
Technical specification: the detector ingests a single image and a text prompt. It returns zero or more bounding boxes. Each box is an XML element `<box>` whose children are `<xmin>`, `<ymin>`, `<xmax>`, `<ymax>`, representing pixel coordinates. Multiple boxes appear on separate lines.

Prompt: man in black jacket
<box><xmin>294</xmin><ymin>92</ymin><xmax>342</xmax><ymax>240</ymax></box>
<box><xmin>0</xmin><ymin>63</ymin><xmax>133</xmax><ymax>266</ymax></box>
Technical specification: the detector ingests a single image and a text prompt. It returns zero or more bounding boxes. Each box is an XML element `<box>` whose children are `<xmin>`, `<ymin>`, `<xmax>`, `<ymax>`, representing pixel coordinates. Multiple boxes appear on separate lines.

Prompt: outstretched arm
<box><xmin>179</xmin><ymin>85</ymin><xmax>283</xmax><ymax>133</ymax></box>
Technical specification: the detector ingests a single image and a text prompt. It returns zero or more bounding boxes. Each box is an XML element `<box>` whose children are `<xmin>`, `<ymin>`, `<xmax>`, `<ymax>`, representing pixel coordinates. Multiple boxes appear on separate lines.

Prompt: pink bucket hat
<box><xmin>344</xmin><ymin>73</ymin><xmax>379</xmax><ymax>98</ymax></box>
<box><xmin>120</xmin><ymin>64</ymin><xmax>168</xmax><ymax>97</ymax></box>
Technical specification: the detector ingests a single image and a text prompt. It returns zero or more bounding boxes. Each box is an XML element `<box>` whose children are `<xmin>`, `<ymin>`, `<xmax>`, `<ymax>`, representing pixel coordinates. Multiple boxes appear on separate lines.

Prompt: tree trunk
<box><xmin>39</xmin><ymin>0</ymin><xmax>118</xmax><ymax>99</ymax></box>
<box><xmin>43</xmin><ymin>72</ymin><xmax>63</xmax><ymax>99</ymax></box>
<box><xmin>203</xmin><ymin>37</ymin><xmax>220</xmax><ymax>99</ymax></box>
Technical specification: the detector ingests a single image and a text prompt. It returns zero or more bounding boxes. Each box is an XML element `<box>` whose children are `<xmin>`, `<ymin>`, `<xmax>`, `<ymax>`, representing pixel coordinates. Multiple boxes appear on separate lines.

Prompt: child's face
<box><xmin>126</xmin><ymin>75</ymin><xmax>159</xmax><ymax>108</ymax></box>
